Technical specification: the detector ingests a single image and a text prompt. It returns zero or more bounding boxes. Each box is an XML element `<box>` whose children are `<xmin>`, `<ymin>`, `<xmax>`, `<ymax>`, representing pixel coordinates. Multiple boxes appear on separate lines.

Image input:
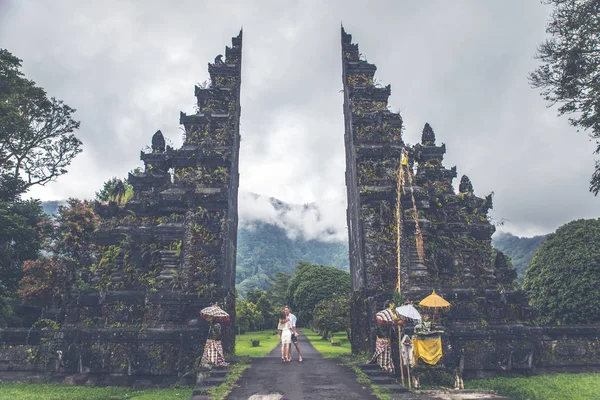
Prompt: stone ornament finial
<box><xmin>459</xmin><ymin>175</ymin><xmax>474</xmax><ymax>194</ymax></box>
<box><xmin>421</xmin><ymin>123</ymin><xmax>436</xmax><ymax>145</ymax></box>
<box><xmin>151</xmin><ymin>130</ymin><xmax>165</xmax><ymax>153</ymax></box>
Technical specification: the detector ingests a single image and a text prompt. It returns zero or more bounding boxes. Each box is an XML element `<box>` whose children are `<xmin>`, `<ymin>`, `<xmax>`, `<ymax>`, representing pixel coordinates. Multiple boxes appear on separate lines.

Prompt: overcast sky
<box><xmin>1</xmin><ymin>0</ymin><xmax>598</xmax><ymax>239</ymax></box>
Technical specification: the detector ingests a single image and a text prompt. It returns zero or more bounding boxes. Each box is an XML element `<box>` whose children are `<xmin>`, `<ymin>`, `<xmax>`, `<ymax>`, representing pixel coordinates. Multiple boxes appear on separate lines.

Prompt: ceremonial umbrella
<box><xmin>200</xmin><ymin>304</ymin><xmax>230</xmax><ymax>322</ymax></box>
<box><xmin>375</xmin><ymin>308</ymin><xmax>400</xmax><ymax>326</ymax></box>
<box><xmin>396</xmin><ymin>304</ymin><xmax>422</xmax><ymax>321</ymax></box>
<box><xmin>419</xmin><ymin>290</ymin><xmax>450</xmax><ymax>309</ymax></box>
<box><xmin>419</xmin><ymin>290</ymin><xmax>450</xmax><ymax>325</ymax></box>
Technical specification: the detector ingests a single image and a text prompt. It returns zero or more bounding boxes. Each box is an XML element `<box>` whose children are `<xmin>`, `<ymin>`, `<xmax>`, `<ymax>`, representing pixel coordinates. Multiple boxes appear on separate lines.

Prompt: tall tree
<box><xmin>287</xmin><ymin>263</ymin><xmax>350</xmax><ymax>325</ymax></box>
<box><xmin>529</xmin><ymin>0</ymin><xmax>600</xmax><ymax>194</ymax></box>
<box><xmin>523</xmin><ymin>218</ymin><xmax>600</xmax><ymax>324</ymax></box>
<box><xmin>0</xmin><ymin>49</ymin><xmax>82</xmax><ymax>199</ymax></box>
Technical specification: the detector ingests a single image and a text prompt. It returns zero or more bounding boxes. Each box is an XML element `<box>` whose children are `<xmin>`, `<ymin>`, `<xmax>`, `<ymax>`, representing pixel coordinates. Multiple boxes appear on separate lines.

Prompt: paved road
<box><xmin>226</xmin><ymin>329</ymin><xmax>379</xmax><ymax>400</ymax></box>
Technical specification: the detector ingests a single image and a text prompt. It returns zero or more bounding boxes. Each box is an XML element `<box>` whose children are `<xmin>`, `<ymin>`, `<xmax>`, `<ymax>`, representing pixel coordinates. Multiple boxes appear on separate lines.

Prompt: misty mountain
<box><xmin>236</xmin><ymin>221</ymin><xmax>349</xmax><ymax>296</ymax></box>
<box><xmin>492</xmin><ymin>232</ymin><xmax>547</xmax><ymax>281</ymax></box>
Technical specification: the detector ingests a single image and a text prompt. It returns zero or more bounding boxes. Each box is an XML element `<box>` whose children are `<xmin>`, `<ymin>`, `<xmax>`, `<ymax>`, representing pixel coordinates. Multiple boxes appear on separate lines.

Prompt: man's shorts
<box><xmin>291</xmin><ymin>333</ymin><xmax>298</xmax><ymax>343</ymax></box>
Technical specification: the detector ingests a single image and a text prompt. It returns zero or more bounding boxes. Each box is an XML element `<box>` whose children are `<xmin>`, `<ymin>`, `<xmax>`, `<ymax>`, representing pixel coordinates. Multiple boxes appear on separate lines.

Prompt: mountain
<box><xmin>492</xmin><ymin>232</ymin><xmax>547</xmax><ymax>281</ymax></box>
<box><xmin>236</xmin><ymin>222</ymin><xmax>349</xmax><ymax>296</ymax></box>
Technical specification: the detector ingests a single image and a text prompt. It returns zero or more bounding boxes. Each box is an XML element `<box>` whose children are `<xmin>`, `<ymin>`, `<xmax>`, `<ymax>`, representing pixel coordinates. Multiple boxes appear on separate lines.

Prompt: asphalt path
<box><xmin>226</xmin><ymin>329</ymin><xmax>379</xmax><ymax>400</ymax></box>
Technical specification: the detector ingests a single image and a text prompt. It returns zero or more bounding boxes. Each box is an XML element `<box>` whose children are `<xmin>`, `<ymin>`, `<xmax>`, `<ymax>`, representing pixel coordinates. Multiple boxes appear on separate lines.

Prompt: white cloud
<box><xmin>3</xmin><ymin>0</ymin><xmax>598</xmax><ymax>238</ymax></box>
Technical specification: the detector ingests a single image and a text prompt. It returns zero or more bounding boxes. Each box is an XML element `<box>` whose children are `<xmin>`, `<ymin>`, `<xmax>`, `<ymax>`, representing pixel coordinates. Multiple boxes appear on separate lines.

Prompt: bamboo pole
<box><xmin>395</xmin><ymin>154</ymin><xmax>405</xmax><ymax>293</ymax></box>
<box><xmin>407</xmin><ymin>353</ymin><xmax>412</xmax><ymax>389</ymax></box>
<box><xmin>398</xmin><ymin>324</ymin><xmax>405</xmax><ymax>386</ymax></box>
<box><xmin>396</xmin><ymin>152</ymin><xmax>405</xmax><ymax>387</ymax></box>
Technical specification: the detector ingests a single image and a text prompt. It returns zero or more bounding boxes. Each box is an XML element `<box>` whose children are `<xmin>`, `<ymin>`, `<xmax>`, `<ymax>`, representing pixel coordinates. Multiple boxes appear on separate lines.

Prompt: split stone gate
<box><xmin>0</xmin><ymin>29</ymin><xmax>599</xmax><ymax>386</ymax></box>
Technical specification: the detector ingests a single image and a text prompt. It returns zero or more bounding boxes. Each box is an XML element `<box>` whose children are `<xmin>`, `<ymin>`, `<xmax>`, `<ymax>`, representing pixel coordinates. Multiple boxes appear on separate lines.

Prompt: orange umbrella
<box><xmin>419</xmin><ymin>290</ymin><xmax>450</xmax><ymax>309</ymax></box>
<box><xmin>419</xmin><ymin>290</ymin><xmax>450</xmax><ymax>326</ymax></box>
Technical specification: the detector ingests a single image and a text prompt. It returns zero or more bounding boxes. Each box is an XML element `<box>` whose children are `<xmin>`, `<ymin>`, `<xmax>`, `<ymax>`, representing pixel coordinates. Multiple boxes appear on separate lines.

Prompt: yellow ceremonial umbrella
<box><xmin>419</xmin><ymin>290</ymin><xmax>450</xmax><ymax>326</ymax></box>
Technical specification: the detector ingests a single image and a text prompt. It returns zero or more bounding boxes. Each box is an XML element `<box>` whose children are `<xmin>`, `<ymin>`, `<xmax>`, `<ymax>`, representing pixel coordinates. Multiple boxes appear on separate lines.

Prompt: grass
<box><xmin>467</xmin><ymin>372</ymin><xmax>600</xmax><ymax>400</ymax></box>
<box><xmin>234</xmin><ymin>329</ymin><xmax>281</xmax><ymax>357</ymax></box>
<box><xmin>303</xmin><ymin>330</ymin><xmax>352</xmax><ymax>358</ymax></box>
<box><xmin>0</xmin><ymin>383</ymin><xmax>192</xmax><ymax>400</ymax></box>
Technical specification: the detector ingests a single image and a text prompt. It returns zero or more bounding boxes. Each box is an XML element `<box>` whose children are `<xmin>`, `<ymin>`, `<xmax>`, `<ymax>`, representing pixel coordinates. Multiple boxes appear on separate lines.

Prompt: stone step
<box><xmin>359</xmin><ymin>363</ymin><xmax>382</xmax><ymax>370</ymax></box>
<box><xmin>208</xmin><ymin>369</ymin><xmax>229</xmax><ymax>377</ymax></box>
<box><xmin>363</xmin><ymin>369</ymin><xmax>393</xmax><ymax>377</ymax></box>
<box><xmin>201</xmin><ymin>376</ymin><xmax>226</xmax><ymax>386</ymax></box>
<box><xmin>368</xmin><ymin>375</ymin><xmax>398</xmax><ymax>385</ymax></box>
<box><xmin>362</xmin><ymin>367</ymin><xmax>383</xmax><ymax>374</ymax></box>
<box><xmin>377</xmin><ymin>383</ymin><xmax>409</xmax><ymax>393</ymax></box>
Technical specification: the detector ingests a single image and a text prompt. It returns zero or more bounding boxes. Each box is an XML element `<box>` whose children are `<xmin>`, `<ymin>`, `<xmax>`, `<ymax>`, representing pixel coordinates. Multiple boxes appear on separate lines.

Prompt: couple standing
<box><xmin>277</xmin><ymin>306</ymin><xmax>303</xmax><ymax>363</ymax></box>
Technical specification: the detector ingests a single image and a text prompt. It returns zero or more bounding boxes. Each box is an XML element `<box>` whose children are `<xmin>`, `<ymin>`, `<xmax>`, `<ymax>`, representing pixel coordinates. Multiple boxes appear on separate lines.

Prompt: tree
<box><xmin>287</xmin><ymin>263</ymin><xmax>351</xmax><ymax>325</ymax></box>
<box><xmin>235</xmin><ymin>299</ymin><xmax>263</xmax><ymax>334</ymax></box>
<box><xmin>523</xmin><ymin>218</ymin><xmax>600</xmax><ymax>324</ymax></box>
<box><xmin>0</xmin><ymin>199</ymin><xmax>47</xmax><ymax>298</ymax></box>
<box><xmin>312</xmin><ymin>294</ymin><xmax>350</xmax><ymax>341</ymax></box>
<box><xmin>19</xmin><ymin>199</ymin><xmax>98</xmax><ymax>303</ymax></box>
<box><xmin>246</xmin><ymin>289</ymin><xmax>266</xmax><ymax>304</ymax></box>
<box><xmin>0</xmin><ymin>49</ymin><xmax>82</xmax><ymax>198</ymax></box>
<box><xmin>268</xmin><ymin>271</ymin><xmax>290</xmax><ymax>308</ymax></box>
<box><xmin>255</xmin><ymin>294</ymin><xmax>276</xmax><ymax>330</ymax></box>
<box><xmin>528</xmin><ymin>0</ymin><xmax>600</xmax><ymax>195</ymax></box>
<box><xmin>95</xmin><ymin>176</ymin><xmax>134</xmax><ymax>204</ymax></box>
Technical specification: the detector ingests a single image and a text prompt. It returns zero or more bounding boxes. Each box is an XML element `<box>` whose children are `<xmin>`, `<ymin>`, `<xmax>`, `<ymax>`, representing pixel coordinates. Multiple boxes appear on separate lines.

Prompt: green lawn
<box><xmin>0</xmin><ymin>383</ymin><xmax>191</xmax><ymax>400</ymax></box>
<box><xmin>467</xmin><ymin>372</ymin><xmax>600</xmax><ymax>400</ymax></box>
<box><xmin>235</xmin><ymin>329</ymin><xmax>280</xmax><ymax>358</ymax></box>
<box><xmin>304</xmin><ymin>329</ymin><xmax>352</xmax><ymax>358</ymax></box>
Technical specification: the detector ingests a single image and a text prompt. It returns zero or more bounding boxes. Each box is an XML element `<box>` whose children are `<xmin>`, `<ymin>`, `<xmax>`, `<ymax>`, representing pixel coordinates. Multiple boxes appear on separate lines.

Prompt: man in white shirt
<box><xmin>284</xmin><ymin>306</ymin><xmax>303</xmax><ymax>363</ymax></box>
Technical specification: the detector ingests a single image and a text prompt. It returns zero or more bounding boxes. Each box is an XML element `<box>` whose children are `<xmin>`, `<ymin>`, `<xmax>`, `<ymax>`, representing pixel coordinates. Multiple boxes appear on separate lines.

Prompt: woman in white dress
<box><xmin>277</xmin><ymin>310</ymin><xmax>292</xmax><ymax>362</ymax></box>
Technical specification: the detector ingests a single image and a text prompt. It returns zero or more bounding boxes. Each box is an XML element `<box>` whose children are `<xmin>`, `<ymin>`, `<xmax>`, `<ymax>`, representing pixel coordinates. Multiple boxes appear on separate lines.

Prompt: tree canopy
<box><xmin>523</xmin><ymin>218</ymin><xmax>600</xmax><ymax>324</ymax></box>
<box><xmin>529</xmin><ymin>0</ymin><xmax>600</xmax><ymax>195</ymax></box>
<box><xmin>0</xmin><ymin>49</ymin><xmax>82</xmax><ymax>200</ymax></box>
<box><xmin>287</xmin><ymin>262</ymin><xmax>350</xmax><ymax>325</ymax></box>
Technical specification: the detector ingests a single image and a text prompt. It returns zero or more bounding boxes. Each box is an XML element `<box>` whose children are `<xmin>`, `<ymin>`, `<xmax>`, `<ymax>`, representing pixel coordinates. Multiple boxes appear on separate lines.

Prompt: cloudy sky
<box><xmin>1</xmin><ymin>0</ymin><xmax>598</xmax><ymax>239</ymax></box>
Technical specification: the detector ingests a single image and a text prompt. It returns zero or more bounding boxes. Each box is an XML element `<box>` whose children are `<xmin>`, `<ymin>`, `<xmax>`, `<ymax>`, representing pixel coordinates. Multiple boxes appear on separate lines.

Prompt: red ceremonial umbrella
<box><xmin>200</xmin><ymin>304</ymin><xmax>230</xmax><ymax>323</ymax></box>
<box><xmin>375</xmin><ymin>308</ymin><xmax>402</xmax><ymax>326</ymax></box>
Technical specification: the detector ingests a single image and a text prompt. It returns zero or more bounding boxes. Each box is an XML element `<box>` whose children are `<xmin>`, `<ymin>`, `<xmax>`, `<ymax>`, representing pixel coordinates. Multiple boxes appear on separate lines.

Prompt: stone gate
<box><xmin>0</xmin><ymin>28</ymin><xmax>599</xmax><ymax>386</ymax></box>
